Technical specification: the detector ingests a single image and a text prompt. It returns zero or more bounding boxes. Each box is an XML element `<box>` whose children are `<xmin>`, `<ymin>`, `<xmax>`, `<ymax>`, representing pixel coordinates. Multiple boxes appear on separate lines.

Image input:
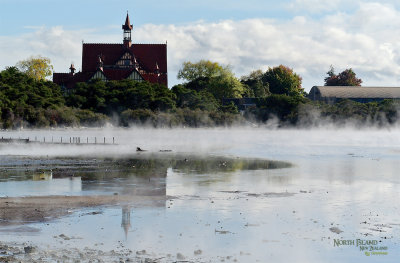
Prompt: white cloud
<box><xmin>2</xmin><ymin>2</ymin><xmax>400</xmax><ymax>91</ymax></box>
<box><xmin>0</xmin><ymin>26</ymin><xmax>119</xmax><ymax>74</ymax></box>
<box><xmin>134</xmin><ymin>4</ymin><xmax>400</xmax><ymax>89</ymax></box>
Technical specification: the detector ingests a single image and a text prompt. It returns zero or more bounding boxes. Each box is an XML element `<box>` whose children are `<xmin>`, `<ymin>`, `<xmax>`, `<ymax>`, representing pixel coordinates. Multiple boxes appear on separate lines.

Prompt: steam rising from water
<box><xmin>0</xmin><ymin>127</ymin><xmax>399</xmax><ymax>159</ymax></box>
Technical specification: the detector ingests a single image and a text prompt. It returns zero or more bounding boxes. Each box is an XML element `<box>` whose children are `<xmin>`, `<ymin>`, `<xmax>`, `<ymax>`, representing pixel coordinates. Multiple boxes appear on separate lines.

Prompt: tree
<box><xmin>177</xmin><ymin>60</ymin><xmax>228</xmax><ymax>82</ymax></box>
<box><xmin>16</xmin><ymin>56</ymin><xmax>53</xmax><ymax>81</ymax></box>
<box><xmin>172</xmin><ymin>84</ymin><xmax>219</xmax><ymax>111</ymax></box>
<box><xmin>262</xmin><ymin>65</ymin><xmax>303</xmax><ymax>96</ymax></box>
<box><xmin>207</xmin><ymin>71</ymin><xmax>245</xmax><ymax>100</ymax></box>
<box><xmin>0</xmin><ymin>66</ymin><xmax>64</xmax><ymax>109</ymax></box>
<box><xmin>241</xmin><ymin>70</ymin><xmax>270</xmax><ymax>97</ymax></box>
<box><xmin>65</xmin><ymin>79</ymin><xmax>176</xmax><ymax>114</ymax></box>
<box><xmin>255</xmin><ymin>94</ymin><xmax>307</xmax><ymax>124</ymax></box>
<box><xmin>177</xmin><ymin>60</ymin><xmax>245</xmax><ymax>101</ymax></box>
<box><xmin>0</xmin><ymin>66</ymin><xmax>64</xmax><ymax>128</ymax></box>
<box><xmin>324</xmin><ymin>66</ymin><xmax>362</xmax><ymax>86</ymax></box>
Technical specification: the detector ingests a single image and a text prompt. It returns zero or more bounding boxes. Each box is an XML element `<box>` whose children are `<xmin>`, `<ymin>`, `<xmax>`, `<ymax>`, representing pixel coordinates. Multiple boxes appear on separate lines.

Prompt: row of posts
<box><xmin>30</xmin><ymin>136</ymin><xmax>115</xmax><ymax>144</ymax></box>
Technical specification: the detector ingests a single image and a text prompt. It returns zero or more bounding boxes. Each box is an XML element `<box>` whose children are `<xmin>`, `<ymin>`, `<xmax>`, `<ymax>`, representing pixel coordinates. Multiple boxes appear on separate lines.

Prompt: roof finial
<box><xmin>155</xmin><ymin>62</ymin><xmax>160</xmax><ymax>77</ymax></box>
<box><xmin>123</xmin><ymin>12</ymin><xmax>133</xmax><ymax>30</ymax></box>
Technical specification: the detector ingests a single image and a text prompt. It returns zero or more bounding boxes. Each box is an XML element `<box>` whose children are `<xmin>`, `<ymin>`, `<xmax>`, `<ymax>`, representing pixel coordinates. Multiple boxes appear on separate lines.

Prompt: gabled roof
<box><xmin>82</xmin><ymin>44</ymin><xmax>121</xmax><ymax>72</ymax></box>
<box><xmin>133</xmin><ymin>44</ymin><xmax>167</xmax><ymax>74</ymax></box>
<box><xmin>53</xmin><ymin>73</ymin><xmax>71</xmax><ymax>84</ymax></box>
<box><xmin>53</xmin><ymin>71</ymin><xmax>94</xmax><ymax>89</ymax></box>
<box><xmin>141</xmin><ymin>73</ymin><xmax>167</xmax><ymax>85</ymax></box>
<box><xmin>81</xmin><ymin>43</ymin><xmax>167</xmax><ymax>86</ymax></box>
<box><xmin>54</xmin><ymin>14</ymin><xmax>168</xmax><ymax>87</ymax></box>
<box><xmin>310</xmin><ymin>86</ymin><xmax>400</xmax><ymax>99</ymax></box>
<box><xmin>103</xmin><ymin>68</ymin><xmax>138</xmax><ymax>80</ymax></box>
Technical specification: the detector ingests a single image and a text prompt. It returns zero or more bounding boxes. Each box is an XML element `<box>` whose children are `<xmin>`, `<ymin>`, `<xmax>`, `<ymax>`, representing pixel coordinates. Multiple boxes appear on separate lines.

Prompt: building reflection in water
<box><xmin>118</xmin><ymin>174</ymin><xmax>168</xmax><ymax>239</ymax></box>
<box><xmin>121</xmin><ymin>205</ymin><xmax>132</xmax><ymax>239</ymax></box>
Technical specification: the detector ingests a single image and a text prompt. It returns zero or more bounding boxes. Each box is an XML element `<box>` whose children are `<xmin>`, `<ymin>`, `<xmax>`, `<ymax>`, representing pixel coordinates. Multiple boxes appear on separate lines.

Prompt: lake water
<box><xmin>0</xmin><ymin>128</ymin><xmax>399</xmax><ymax>262</ymax></box>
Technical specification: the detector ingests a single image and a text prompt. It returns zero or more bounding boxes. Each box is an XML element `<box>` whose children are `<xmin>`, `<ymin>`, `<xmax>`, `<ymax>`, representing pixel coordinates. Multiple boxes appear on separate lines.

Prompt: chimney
<box><xmin>69</xmin><ymin>64</ymin><xmax>76</xmax><ymax>75</ymax></box>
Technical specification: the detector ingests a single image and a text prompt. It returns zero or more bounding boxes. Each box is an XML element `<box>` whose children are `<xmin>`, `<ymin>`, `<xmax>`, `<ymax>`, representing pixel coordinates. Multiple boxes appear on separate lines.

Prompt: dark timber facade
<box><xmin>53</xmin><ymin>13</ymin><xmax>167</xmax><ymax>89</ymax></box>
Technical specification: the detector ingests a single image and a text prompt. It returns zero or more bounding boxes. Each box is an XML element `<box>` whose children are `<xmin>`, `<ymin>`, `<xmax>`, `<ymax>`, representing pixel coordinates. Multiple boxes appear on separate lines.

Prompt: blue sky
<box><xmin>1</xmin><ymin>0</ymin><xmax>293</xmax><ymax>33</ymax></box>
<box><xmin>2</xmin><ymin>0</ymin><xmax>400</xmax><ymax>90</ymax></box>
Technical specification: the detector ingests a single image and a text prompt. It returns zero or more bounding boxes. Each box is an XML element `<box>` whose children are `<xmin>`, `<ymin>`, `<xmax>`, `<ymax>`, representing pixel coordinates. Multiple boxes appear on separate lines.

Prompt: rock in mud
<box><xmin>176</xmin><ymin>253</ymin><xmax>185</xmax><ymax>260</ymax></box>
<box><xmin>329</xmin><ymin>227</ymin><xmax>343</xmax><ymax>234</ymax></box>
<box><xmin>59</xmin><ymin>234</ymin><xmax>71</xmax><ymax>240</ymax></box>
<box><xmin>24</xmin><ymin>246</ymin><xmax>35</xmax><ymax>254</ymax></box>
<box><xmin>136</xmin><ymin>250</ymin><xmax>146</xmax><ymax>255</ymax></box>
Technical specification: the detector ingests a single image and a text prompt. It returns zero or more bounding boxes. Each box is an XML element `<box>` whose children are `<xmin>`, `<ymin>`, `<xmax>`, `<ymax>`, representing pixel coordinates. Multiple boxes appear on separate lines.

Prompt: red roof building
<box><xmin>53</xmin><ymin>13</ymin><xmax>167</xmax><ymax>89</ymax></box>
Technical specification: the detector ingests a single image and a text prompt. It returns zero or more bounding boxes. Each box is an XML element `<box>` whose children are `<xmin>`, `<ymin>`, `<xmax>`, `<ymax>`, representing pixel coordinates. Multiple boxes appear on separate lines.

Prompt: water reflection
<box><xmin>0</xmin><ymin>177</ymin><xmax>82</xmax><ymax>197</ymax></box>
<box><xmin>32</xmin><ymin>171</ymin><xmax>53</xmax><ymax>181</ymax></box>
<box><xmin>121</xmin><ymin>205</ymin><xmax>131</xmax><ymax>239</ymax></box>
<box><xmin>0</xmin><ymin>149</ymin><xmax>398</xmax><ymax>262</ymax></box>
<box><xmin>0</xmin><ymin>154</ymin><xmax>292</xmax><ymax>197</ymax></box>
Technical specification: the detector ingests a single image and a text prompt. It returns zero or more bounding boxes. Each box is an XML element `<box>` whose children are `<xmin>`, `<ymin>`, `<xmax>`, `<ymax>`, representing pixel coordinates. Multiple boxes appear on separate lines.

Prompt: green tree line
<box><xmin>1</xmin><ymin>57</ymin><xmax>399</xmax><ymax>128</ymax></box>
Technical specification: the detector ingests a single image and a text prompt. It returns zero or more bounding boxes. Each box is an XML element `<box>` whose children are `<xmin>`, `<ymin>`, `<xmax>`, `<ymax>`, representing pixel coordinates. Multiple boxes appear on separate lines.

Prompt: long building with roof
<box><xmin>308</xmin><ymin>86</ymin><xmax>400</xmax><ymax>103</ymax></box>
<box><xmin>53</xmin><ymin>13</ymin><xmax>167</xmax><ymax>89</ymax></box>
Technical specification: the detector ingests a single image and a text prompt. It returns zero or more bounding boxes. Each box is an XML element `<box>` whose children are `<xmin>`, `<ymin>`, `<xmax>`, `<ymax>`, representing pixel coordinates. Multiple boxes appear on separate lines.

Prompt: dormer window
<box><xmin>116</xmin><ymin>52</ymin><xmax>135</xmax><ymax>68</ymax></box>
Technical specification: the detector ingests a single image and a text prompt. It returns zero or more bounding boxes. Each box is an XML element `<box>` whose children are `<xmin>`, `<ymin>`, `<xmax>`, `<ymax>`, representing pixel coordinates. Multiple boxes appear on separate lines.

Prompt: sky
<box><xmin>2</xmin><ymin>0</ymin><xmax>400</xmax><ymax>91</ymax></box>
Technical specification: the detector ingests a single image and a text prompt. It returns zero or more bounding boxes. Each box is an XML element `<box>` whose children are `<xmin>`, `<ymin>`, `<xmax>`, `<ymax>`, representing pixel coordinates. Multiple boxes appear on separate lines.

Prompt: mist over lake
<box><xmin>0</xmin><ymin>127</ymin><xmax>399</xmax><ymax>262</ymax></box>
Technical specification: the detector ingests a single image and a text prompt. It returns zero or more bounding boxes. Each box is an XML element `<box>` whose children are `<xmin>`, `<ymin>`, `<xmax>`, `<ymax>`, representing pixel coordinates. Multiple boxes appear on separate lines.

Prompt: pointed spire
<box><xmin>122</xmin><ymin>12</ymin><xmax>133</xmax><ymax>48</ymax></box>
<box><xmin>122</xmin><ymin>11</ymin><xmax>133</xmax><ymax>30</ymax></box>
